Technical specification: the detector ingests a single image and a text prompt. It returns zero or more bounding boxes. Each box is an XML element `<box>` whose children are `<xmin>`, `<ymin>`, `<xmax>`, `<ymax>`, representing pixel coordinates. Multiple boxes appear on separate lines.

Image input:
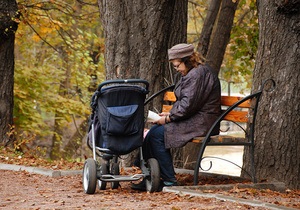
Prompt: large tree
<box><xmin>0</xmin><ymin>0</ymin><xmax>19</xmax><ymax>145</ymax></box>
<box><xmin>97</xmin><ymin>0</ymin><xmax>187</xmax><ymax>104</ymax></box>
<box><xmin>243</xmin><ymin>0</ymin><xmax>300</xmax><ymax>189</ymax></box>
<box><xmin>97</xmin><ymin>0</ymin><xmax>188</xmax><ymax>165</ymax></box>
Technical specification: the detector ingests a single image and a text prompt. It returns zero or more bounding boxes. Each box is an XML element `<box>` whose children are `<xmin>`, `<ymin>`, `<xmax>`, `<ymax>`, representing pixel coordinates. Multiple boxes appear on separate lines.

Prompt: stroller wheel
<box><xmin>83</xmin><ymin>158</ymin><xmax>97</xmax><ymax>194</ymax></box>
<box><xmin>111</xmin><ymin>162</ymin><xmax>120</xmax><ymax>189</ymax></box>
<box><xmin>98</xmin><ymin>162</ymin><xmax>108</xmax><ymax>190</ymax></box>
<box><xmin>145</xmin><ymin>158</ymin><xmax>160</xmax><ymax>193</ymax></box>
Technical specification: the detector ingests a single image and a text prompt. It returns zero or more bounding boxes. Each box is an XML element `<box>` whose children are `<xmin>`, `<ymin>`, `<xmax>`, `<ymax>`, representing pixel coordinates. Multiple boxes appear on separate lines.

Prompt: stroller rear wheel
<box><xmin>145</xmin><ymin>158</ymin><xmax>160</xmax><ymax>193</ymax></box>
<box><xmin>83</xmin><ymin>158</ymin><xmax>97</xmax><ymax>194</ymax></box>
<box><xmin>98</xmin><ymin>162</ymin><xmax>108</xmax><ymax>190</ymax></box>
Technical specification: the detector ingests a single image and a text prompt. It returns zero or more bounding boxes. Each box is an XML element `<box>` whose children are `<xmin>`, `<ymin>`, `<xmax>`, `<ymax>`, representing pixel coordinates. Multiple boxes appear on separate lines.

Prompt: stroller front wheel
<box><xmin>83</xmin><ymin>158</ymin><xmax>97</xmax><ymax>194</ymax></box>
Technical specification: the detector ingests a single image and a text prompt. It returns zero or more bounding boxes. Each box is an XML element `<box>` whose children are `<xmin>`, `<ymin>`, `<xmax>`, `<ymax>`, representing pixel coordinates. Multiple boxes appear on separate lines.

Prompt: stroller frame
<box><xmin>83</xmin><ymin>79</ymin><xmax>161</xmax><ymax>194</ymax></box>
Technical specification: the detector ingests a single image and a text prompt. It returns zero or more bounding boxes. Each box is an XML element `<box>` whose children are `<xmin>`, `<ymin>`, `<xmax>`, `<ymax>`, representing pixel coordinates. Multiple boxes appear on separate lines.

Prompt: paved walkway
<box><xmin>0</xmin><ymin>163</ymin><xmax>295</xmax><ymax>210</ymax></box>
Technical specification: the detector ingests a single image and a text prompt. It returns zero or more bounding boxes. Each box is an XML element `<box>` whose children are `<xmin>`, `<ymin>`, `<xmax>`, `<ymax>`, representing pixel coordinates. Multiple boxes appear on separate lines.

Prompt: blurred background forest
<box><xmin>12</xmin><ymin>0</ymin><xmax>258</xmax><ymax>160</ymax></box>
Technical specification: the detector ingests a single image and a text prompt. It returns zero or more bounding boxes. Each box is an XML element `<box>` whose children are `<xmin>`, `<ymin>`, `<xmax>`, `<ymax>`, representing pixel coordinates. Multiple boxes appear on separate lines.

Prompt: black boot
<box><xmin>131</xmin><ymin>179</ymin><xmax>146</xmax><ymax>191</ymax></box>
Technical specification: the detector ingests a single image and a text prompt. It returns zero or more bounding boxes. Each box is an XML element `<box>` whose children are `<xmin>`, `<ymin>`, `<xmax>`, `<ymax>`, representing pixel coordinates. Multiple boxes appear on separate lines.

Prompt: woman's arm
<box><xmin>169</xmin><ymin>66</ymin><xmax>218</xmax><ymax>121</ymax></box>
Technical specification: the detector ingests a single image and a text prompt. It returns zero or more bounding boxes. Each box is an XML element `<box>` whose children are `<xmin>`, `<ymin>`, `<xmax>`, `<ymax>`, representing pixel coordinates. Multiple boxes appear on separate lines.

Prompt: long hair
<box><xmin>182</xmin><ymin>51</ymin><xmax>206</xmax><ymax>70</ymax></box>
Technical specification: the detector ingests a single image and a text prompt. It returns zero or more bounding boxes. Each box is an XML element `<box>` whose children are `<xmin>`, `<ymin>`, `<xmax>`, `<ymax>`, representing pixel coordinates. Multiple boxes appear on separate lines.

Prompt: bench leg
<box><xmin>193</xmin><ymin>143</ymin><xmax>207</xmax><ymax>185</ymax></box>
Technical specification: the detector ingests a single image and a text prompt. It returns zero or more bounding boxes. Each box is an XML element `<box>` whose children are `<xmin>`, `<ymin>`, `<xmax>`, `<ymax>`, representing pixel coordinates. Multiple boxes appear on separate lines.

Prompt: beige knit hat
<box><xmin>168</xmin><ymin>43</ymin><xmax>194</xmax><ymax>60</ymax></box>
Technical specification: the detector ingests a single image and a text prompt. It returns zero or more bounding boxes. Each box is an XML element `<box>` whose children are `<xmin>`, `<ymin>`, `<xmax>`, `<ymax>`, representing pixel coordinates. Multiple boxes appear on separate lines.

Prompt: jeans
<box><xmin>142</xmin><ymin>125</ymin><xmax>176</xmax><ymax>183</ymax></box>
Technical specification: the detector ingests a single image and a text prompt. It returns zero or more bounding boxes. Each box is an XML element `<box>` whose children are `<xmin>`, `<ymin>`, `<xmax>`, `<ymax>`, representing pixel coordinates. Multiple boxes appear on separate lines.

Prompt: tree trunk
<box><xmin>62</xmin><ymin>116</ymin><xmax>89</xmax><ymax>160</ymax></box>
<box><xmin>0</xmin><ymin>1</ymin><xmax>18</xmax><ymax>145</ymax></box>
<box><xmin>97</xmin><ymin>0</ymin><xmax>187</xmax><ymax>99</ymax></box>
<box><xmin>243</xmin><ymin>0</ymin><xmax>300</xmax><ymax>189</ymax></box>
<box><xmin>196</xmin><ymin>0</ymin><xmax>221</xmax><ymax>57</ymax></box>
<box><xmin>97</xmin><ymin>0</ymin><xmax>188</xmax><ymax>166</ymax></box>
<box><xmin>50</xmin><ymin>47</ymin><xmax>71</xmax><ymax>159</ymax></box>
<box><xmin>205</xmin><ymin>0</ymin><xmax>238</xmax><ymax>74</ymax></box>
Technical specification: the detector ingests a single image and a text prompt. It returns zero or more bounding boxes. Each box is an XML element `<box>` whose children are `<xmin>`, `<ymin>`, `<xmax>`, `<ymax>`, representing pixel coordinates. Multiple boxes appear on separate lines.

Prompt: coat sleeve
<box><xmin>169</xmin><ymin>65</ymin><xmax>218</xmax><ymax>121</ymax></box>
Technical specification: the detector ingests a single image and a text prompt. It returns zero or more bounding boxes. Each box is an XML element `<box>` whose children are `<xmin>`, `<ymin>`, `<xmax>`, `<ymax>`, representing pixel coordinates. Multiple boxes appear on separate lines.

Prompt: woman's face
<box><xmin>171</xmin><ymin>59</ymin><xmax>188</xmax><ymax>76</ymax></box>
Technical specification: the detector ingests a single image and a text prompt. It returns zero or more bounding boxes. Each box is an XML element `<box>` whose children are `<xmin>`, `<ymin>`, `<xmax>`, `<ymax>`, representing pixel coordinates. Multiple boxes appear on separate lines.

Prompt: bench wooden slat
<box><xmin>191</xmin><ymin>135</ymin><xmax>247</xmax><ymax>144</ymax></box>
<box><xmin>221</xmin><ymin>96</ymin><xmax>251</xmax><ymax>108</ymax></box>
<box><xmin>223</xmin><ymin>110</ymin><xmax>248</xmax><ymax>122</ymax></box>
<box><xmin>164</xmin><ymin>92</ymin><xmax>251</xmax><ymax>108</ymax></box>
<box><xmin>163</xmin><ymin>91</ymin><xmax>176</xmax><ymax>102</ymax></box>
<box><xmin>163</xmin><ymin>105</ymin><xmax>248</xmax><ymax>123</ymax></box>
<box><xmin>163</xmin><ymin>107</ymin><xmax>248</xmax><ymax>122</ymax></box>
<box><xmin>162</xmin><ymin>104</ymin><xmax>172</xmax><ymax>112</ymax></box>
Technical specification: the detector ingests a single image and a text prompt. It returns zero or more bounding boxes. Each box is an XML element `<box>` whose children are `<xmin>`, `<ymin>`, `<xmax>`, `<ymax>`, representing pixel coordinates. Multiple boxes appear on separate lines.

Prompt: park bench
<box><xmin>149</xmin><ymin>79</ymin><xmax>275</xmax><ymax>185</ymax></box>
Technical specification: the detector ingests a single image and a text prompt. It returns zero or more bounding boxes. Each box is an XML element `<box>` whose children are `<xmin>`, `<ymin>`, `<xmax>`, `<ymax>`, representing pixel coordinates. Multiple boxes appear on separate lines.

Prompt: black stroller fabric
<box><xmin>94</xmin><ymin>85</ymin><xmax>147</xmax><ymax>155</ymax></box>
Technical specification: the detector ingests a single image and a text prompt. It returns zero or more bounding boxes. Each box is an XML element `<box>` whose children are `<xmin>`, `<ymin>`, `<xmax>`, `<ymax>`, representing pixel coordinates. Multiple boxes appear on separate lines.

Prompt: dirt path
<box><xmin>0</xmin><ymin>170</ymin><xmax>274</xmax><ymax>210</ymax></box>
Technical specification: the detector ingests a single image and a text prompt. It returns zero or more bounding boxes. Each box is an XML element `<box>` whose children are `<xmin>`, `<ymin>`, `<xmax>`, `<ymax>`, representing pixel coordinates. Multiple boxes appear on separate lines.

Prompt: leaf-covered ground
<box><xmin>1</xmin><ymin>147</ymin><xmax>299</xmax><ymax>209</ymax></box>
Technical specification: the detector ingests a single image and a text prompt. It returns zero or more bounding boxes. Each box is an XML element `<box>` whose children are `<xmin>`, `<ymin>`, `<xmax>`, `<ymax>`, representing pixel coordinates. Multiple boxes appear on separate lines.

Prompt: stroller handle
<box><xmin>97</xmin><ymin>79</ymin><xmax>149</xmax><ymax>91</ymax></box>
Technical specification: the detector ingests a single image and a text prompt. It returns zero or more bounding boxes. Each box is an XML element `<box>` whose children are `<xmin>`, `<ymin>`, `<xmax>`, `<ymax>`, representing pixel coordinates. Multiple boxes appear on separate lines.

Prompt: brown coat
<box><xmin>164</xmin><ymin>64</ymin><xmax>221</xmax><ymax>149</ymax></box>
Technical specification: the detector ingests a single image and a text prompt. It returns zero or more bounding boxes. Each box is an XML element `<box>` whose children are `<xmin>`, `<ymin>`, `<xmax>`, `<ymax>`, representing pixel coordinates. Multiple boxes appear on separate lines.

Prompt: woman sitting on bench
<box><xmin>132</xmin><ymin>43</ymin><xmax>221</xmax><ymax>190</ymax></box>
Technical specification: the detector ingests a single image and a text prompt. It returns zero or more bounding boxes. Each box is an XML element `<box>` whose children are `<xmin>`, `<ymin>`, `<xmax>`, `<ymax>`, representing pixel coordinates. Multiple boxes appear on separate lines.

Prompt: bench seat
<box><xmin>143</xmin><ymin>79</ymin><xmax>274</xmax><ymax>185</ymax></box>
<box><xmin>161</xmin><ymin>90</ymin><xmax>260</xmax><ymax>184</ymax></box>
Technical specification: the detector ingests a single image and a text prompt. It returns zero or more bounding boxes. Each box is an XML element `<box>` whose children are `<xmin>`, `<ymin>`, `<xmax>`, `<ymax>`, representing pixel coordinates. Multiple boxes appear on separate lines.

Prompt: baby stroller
<box><xmin>83</xmin><ymin>79</ymin><xmax>161</xmax><ymax>194</ymax></box>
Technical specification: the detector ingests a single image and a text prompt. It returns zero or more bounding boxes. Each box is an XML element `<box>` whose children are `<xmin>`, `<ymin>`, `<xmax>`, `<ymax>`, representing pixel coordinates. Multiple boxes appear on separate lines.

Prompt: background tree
<box><xmin>190</xmin><ymin>0</ymin><xmax>258</xmax><ymax>94</ymax></box>
<box><xmin>195</xmin><ymin>0</ymin><xmax>221</xmax><ymax>56</ymax></box>
<box><xmin>243</xmin><ymin>0</ymin><xmax>300</xmax><ymax>189</ymax></box>
<box><xmin>220</xmin><ymin>1</ymin><xmax>258</xmax><ymax>94</ymax></box>
<box><xmin>13</xmin><ymin>0</ymin><xmax>103</xmax><ymax>159</ymax></box>
<box><xmin>0</xmin><ymin>0</ymin><xmax>19</xmax><ymax>145</ymax></box>
<box><xmin>198</xmin><ymin>0</ymin><xmax>238</xmax><ymax>75</ymax></box>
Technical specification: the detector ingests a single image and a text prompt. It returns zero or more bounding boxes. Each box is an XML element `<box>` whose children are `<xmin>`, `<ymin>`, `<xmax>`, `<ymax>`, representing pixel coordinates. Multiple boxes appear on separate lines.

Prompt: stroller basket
<box><xmin>89</xmin><ymin>79</ymin><xmax>149</xmax><ymax>155</ymax></box>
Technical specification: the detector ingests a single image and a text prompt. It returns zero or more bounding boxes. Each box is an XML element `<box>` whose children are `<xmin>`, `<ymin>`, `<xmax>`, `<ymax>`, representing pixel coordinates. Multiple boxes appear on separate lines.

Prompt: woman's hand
<box><xmin>154</xmin><ymin>116</ymin><xmax>166</xmax><ymax>125</ymax></box>
<box><xmin>159</xmin><ymin>112</ymin><xmax>170</xmax><ymax>116</ymax></box>
<box><xmin>154</xmin><ymin>113</ymin><xmax>171</xmax><ymax>125</ymax></box>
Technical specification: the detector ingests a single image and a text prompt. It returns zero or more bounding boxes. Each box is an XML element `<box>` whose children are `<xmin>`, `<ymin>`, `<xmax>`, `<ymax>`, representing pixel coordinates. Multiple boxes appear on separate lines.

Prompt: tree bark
<box><xmin>97</xmin><ymin>0</ymin><xmax>187</xmax><ymax>104</ymax></box>
<box><xmin>0</xmin><ymin>0</ymin><xmax>19</xmax><ymax>145</ymax></box>
<box><xmin>97</xmin><ymin>0</ymin><xmax>188</xmax><ymax>166</ymax></box>
<box><xmin>205</xmin><ymin>0</ymin><xmax>238</xmax><ymax>74</ymax></box>
<box><xmin>243</xmin><ymin>0</ymin><xmax>300</xmax><ymax>189</ymax></box>
<box><xmin>50</xmin><ymin>47</ymin><xmax>71</xmax><ymax>159</ymax></box>
<box><xmin>61</xmin><ymin>117</ymin><xmax>89</xmax><ymax>160</ymax></box>
<box><xmin>196</xmin><ymin>0</ymin><xmax>221</xmax><ymax>57</ymax></box>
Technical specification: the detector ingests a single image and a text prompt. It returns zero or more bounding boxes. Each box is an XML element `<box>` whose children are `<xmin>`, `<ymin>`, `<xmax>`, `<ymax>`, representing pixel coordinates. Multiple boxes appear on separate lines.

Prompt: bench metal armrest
<box><xmin>193</xmin><ymin>90</ymin><xmax>264</xmax><ymax>185</ymax></box>
<box><xmin>144</xmin><ymin>84</ymin><xmax>175</xmax><ymax>105</ymax></box>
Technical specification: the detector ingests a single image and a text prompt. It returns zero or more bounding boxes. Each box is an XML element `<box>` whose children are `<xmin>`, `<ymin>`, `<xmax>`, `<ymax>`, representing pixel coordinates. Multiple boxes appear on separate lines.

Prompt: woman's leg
<box><xmin>142</xmin><ymin>125</ymin><xmax>160</xmax><ymax>160</ymax></box>
<box><xmin>146</xmin><ymin>125</ymin><xmax>176</xmax><ymax>183</ymax></box>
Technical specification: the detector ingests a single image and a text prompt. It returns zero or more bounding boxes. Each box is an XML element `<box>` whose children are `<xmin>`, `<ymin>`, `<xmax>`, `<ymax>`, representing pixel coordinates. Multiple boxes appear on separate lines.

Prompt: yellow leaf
<box><xmin>32</xmin><ymin>34</ymin><xmax>41</xmax><ymax>42</ymax></box>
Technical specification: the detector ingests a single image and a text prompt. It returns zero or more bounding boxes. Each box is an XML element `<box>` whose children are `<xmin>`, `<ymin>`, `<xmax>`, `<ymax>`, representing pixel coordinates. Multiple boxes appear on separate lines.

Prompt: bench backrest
<box><xmin>162</xmin><ymin>92</ymin><xmax>251</xmax><ymax>123</ymax></box>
